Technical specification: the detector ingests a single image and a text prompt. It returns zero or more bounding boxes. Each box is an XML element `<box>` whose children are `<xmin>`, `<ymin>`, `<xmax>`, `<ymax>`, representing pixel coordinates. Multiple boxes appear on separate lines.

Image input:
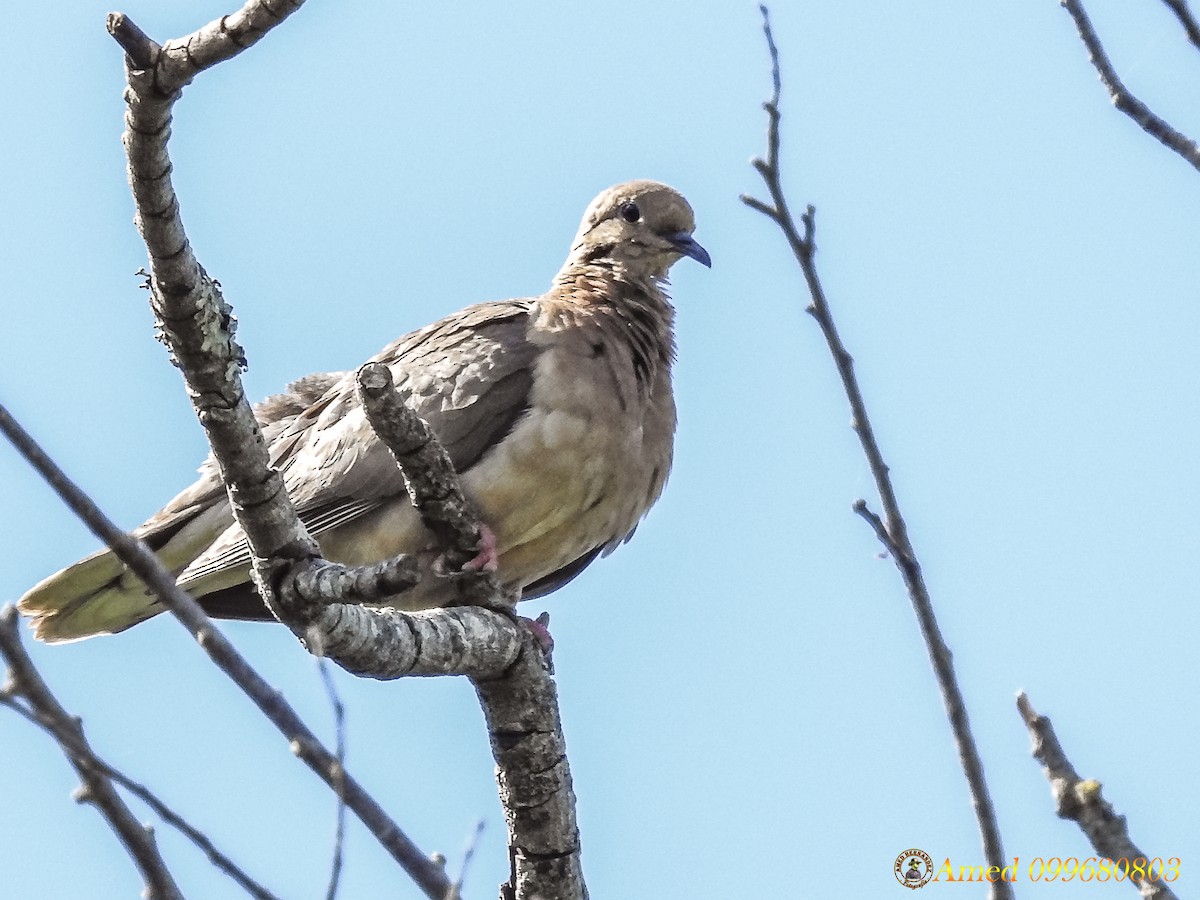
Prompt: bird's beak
<box><xmin>665</xmin><ymin>231</ymin><xmax>712</xmax><ymax>268</ymax></box>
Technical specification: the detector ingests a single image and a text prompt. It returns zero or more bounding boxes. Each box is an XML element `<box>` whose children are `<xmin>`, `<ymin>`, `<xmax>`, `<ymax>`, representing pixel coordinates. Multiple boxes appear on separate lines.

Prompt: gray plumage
<box><xmin>19</xmin><ymin>180</ymin><xmax>710</xmax><ymax>642</ymax></box>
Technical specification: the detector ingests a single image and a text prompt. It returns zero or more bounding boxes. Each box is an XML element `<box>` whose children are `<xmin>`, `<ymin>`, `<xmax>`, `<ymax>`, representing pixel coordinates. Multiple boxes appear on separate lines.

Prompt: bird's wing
<box><xmin>135</xmin><ymin>370</ymin><xmax>348</xmax><ymax>546</ymax></box>
<box><xmin>179</xmin><ymin>299</ymin><xmax>541</xmax><ymax>584</ymax></box>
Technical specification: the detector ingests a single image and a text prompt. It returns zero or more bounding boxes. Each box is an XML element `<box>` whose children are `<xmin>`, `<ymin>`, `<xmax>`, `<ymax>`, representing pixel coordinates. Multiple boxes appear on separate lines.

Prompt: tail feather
<box><xmin>18</xmin><ymin>552</ymin><xmax>162</xmax><ymax>643</ymax></box>
<box><xmin>17</xmin><ymin>378</ymin><xmax>342</xmax><ymax>643</ymax></box>
<box><xmin>19</xmin><ymin>546</ymin><xmax>126</xmax><ymax>614</ymax></box>
<box><xmin>18</xmin><ymin>502</ymin><xmax>237</xmax><ymax>642</ymax></box>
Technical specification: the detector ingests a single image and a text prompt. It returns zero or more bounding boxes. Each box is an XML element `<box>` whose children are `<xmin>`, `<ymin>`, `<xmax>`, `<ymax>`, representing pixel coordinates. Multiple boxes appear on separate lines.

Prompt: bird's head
<box><xmin>567</xmin><ymin>180</ymin><xmax>711</xmax><ymax>279</ymax></box>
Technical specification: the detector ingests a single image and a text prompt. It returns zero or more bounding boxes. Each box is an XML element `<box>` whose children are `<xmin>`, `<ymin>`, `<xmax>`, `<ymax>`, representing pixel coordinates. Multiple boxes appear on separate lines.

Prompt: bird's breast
<box><xmin>462</xmin><ymin>336</ymin><xmax>675</xmax><ymax>590</ymax></box>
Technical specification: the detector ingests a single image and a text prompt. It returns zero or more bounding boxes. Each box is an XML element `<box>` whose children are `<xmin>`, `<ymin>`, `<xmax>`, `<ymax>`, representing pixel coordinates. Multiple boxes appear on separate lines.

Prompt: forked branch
<box><xmin>102</xmin><ymin>2</ymin><xmax>585</xmax><ymax>896</ymax></box>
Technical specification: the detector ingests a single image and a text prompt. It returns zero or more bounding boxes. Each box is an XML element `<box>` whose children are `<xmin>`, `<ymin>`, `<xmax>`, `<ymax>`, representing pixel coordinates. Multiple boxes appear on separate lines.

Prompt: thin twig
<box><xmin>453</xmin><ymin>819</ymin><xmax>487</xmax><ymax>898</ymax></box>
<box><xmin>0</xmin><ymin>607</ymin><xmax>184</xmax><ymax>900</ymax></box>
<box><xmin>0</xmin><ymin>655</ymin><xmax>280</xmax><ymax>900</ymax></box>
<box><xmin>0</xmin><ymin>401</ymin><xmax>454</xmax><ymax>899</ymax></box>
<box><xmin>741</xmin><ymin>7</ymin><xmax>1011</xmax><ymax>897</ymax></box>
<box><xmin>1060</xmin><ymin>0</ymin><xmax>1200</xmax><ymax>172</ymax></box>
<box><xmin>851</xmin><ymin>498</ymin><xmax>900</xmax><ymax>559</ymax></box>
<box><xmin>1159</xmin><ymin>0</ymin><xmax>1200</xmax><ymax>52</ymax></box>
<box><xmin>1017</xmin><ymin>694</ymin><xmax>1180</xmax><ymax>900</ymax></box>
<box><xmin>317</xmin><ymin>659</ymin><xmax>348</xmax><ymax>900</ymax></box>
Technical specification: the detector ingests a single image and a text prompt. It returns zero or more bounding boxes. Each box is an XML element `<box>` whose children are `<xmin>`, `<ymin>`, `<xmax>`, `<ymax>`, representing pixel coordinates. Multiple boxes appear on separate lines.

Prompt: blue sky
<box><xmin>2</xmin><ymin>1</ymin><xmax>1198</xmax><ymax>897</ymax></box>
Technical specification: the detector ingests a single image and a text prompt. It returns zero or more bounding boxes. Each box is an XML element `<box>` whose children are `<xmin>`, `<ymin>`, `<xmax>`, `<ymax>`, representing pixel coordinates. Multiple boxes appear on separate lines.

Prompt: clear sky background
<box><xmin>2</xmin><ymin>2</ymin><xmax>1198</xmax><ymax>898</ymax></box>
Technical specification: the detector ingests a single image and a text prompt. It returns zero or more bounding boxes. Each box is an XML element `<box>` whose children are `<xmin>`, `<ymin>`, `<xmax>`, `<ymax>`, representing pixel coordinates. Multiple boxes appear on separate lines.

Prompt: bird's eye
<box><xmin>619</xmin><ymin>202</ymin><xmax>641</xmax><ymax>223</ymax></box>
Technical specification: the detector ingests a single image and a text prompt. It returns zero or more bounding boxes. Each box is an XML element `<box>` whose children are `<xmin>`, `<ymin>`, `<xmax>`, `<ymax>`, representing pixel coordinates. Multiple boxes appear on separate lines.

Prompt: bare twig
<box><xmin>317</xmin><ymin>659</ymin><xmax>347</xmax><ymax>900</ymax></box>
<box><xmin>0</xmin><ymin>621</ymin><xmax>280</xmax><ymax>899</ymax></box>
<box><xmin>741</xmin><ymin>8</ymin><xmax>1011</xmax><ymax>897</ymax></box>
<box><xmin>1060</xmin><ymin>0</ymin><xmax>1200</xmax><ymax>173</ymax></box>
<box><xmin>0</xmin><ymin>607</ymin><xmax>184</xmax><ymax>900</ymax></box>
<box><xmin>1017</xmin><ymin>693</ymin><xmax>1180</xmax><ymax>899</ymax></box>
<box><xmin>0</xmin><ymin>401</ymin><xmax>454</xmax><ymax>899</ymax></box>
<box><xmin>452</xmin><ymin>819</ymin><xmax>487</xmax><ymax>898</ymax></box>
<box><xmin>1159</xmin><ymin>0</ymin><xmax>1200</xmax><ymax>52</ymax></box>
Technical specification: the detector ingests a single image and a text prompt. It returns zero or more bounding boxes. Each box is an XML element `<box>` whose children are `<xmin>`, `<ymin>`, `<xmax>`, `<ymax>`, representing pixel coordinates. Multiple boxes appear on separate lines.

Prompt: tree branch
<box><xmin>357</xmin><ymin>363</ymin><xmax>497</xmax><ymax>582</ymax></box>
<box><xmin>1159</xmin><ymin>0</ymin><xmax>1200</xmax><ymax>54</ymax></box>
<box><xmin>474</xmin><ymin>652</ymin><xmax>586</xmax><ymax>900</ymax></box>
<box><xmin>0</xmin><ymin>611</ymin><xmax>281</xmax><ymax>899</ymax></box>
<box><xmin>740</xmin><ymin>7</ymin><xmax>1011</xmax><ymax>897</ymax></box>
<box><xmin>1017</xmin><ymin>694</ymin><xmax>1180</xmax><ymax>899</ymax></box>
<box><xmin>355</xmin><ymin>364</ymin><xmax>586</xmax><ymax>899</ymax></box>
<box><xmin>111</xmin><ymin>0</ymin><xmax>511</xmax><ymax>670</ymax></box>
<box><xmin>0</xmin><ymin>607</ymin><xmax>184</xmax><ymax>900</ymax></box>
<box><xmin>104</xmin><ymin>5</ymin><xmax>588</xmax><ymax>898</ymax></box>
<box><xmin>317</xmin><ymin>659</ymin><xmax>347</xmax><ymax>900</ymax></box>
<box><xmin>1060</xmin><ymin>0</ymin><xmax>1200</xmax><ymax>173</ymax></box>
<box><xmin>0</xmin><ymin>401</ymin><xmax>454</xmax><ymax>899</ymax></box>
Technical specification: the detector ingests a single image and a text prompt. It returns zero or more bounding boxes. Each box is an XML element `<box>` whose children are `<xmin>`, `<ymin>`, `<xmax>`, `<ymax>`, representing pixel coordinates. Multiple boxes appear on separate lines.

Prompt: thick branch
<box><xmin>1060</xmin><ymin>0</ymin><xmax>1200</xmax><ymax>173</ymax></box>
<box><xmin>115</xmin><ymin>5</ymin><xmax>322</xmax><ymax>623</ymax></box>
<box><xmin>1017</xmin><ymin>694</ymin><xmax>1180</xmax><ymax>900</ymax></box>
<box><xmin>112</xmin><ymin>2</ymin><xmax>509</xmax><ymax>670</ymax></box>
<box><xmin>0</xmin><ymin>607</ymin><xmax>184</xmax><ymax>900</ymax></box>
<box><xmin>104</xmin><ymin>7</ymin><xmax>586</xmax><ymax>899</ymax></box>
<box><xmin>474</xmin><ymin>651</ymin><xmax>587</xmax><ymax>900</ymax></box>
<box><xmin>741</xmin><ymin>7</ymin><xmax>1011</xmax><ymax>897</ymax></box>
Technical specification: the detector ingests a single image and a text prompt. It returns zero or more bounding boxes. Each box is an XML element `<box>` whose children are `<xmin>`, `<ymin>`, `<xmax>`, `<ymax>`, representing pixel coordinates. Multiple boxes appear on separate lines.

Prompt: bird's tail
<box><xmin>16</xmin><ymin>502</ymin><xmax>233</xmax><ymax>642</ymax></box>
<box><xmin>17</xmin><ymin>548</ymin><xmax>164</xmax><ymax>643</ymax></box>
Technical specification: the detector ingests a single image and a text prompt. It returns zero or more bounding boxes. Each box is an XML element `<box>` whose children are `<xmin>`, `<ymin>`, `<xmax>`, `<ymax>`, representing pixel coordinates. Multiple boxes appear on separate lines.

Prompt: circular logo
<box><xmin>894</xmin><ymin>849</ymin><xmax>934</xmax><ymax>890</ymax></box>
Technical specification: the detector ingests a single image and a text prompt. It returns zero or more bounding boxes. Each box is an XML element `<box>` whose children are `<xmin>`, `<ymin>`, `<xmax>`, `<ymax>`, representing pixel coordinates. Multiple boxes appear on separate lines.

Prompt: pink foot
<box><xmin>517</xmin><ymin>611</ymin><xmax>555</xmax><ymax>671</ymax></box>
<box><xmin>464</xmin><ymin>524</ymin><xmax>499</xmax><ymax>573</ymax></box>
<box><xmin>520</xmin><ymin>611</ymin><xmax>554</xmax><ymax>655</ymax></box>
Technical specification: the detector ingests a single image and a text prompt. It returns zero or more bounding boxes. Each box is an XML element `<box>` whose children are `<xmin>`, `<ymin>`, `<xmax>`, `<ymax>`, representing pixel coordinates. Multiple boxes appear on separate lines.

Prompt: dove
<box><xmin>19</xmin><ymin>180</ymin><xmax>710</xmax><ymax>642</ymax></box>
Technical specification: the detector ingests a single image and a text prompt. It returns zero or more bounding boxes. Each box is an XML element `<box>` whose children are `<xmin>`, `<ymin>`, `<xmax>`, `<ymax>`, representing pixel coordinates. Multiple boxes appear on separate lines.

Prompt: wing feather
<box><xmin>179</xmin><ymin>300</ymin><xmax>539</xmax><ymax>586</ymax></box>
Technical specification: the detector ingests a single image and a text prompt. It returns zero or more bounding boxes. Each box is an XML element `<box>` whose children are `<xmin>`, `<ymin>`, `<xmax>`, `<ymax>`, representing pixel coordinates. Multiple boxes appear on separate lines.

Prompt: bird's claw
<box><xmin>518</xmin><ymin>611</ymin><xmax>555</xmax><ymax>672</ymax></box>
<box><xmin>463</xmin><ymin>524</ymin><xmax>499</xmax><ymax>573</ymax></box>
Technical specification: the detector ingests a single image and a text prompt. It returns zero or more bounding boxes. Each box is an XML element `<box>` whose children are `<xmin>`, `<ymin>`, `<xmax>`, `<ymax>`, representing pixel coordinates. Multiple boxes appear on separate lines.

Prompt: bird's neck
<box><xmin>547</xmin><ymin>259</ymin><xmax>678</xmax><ymax>389</ymax></box>
<box><xmin>552</xmin><ymin>256</ymin><xmax>671</xmax><ymax>310</ymax></box>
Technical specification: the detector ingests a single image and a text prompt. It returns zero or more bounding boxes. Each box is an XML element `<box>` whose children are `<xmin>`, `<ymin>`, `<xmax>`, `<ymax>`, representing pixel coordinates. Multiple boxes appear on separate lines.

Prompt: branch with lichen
<box><xmin>41</xmin><ymin>3</ymin><xmax>586</xmax><ymax>897</ymax></box>
<box><xmin>1017</xmin><ymin>693</ymin><xmax>1180</xmax><ymax>900</ymax></box>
